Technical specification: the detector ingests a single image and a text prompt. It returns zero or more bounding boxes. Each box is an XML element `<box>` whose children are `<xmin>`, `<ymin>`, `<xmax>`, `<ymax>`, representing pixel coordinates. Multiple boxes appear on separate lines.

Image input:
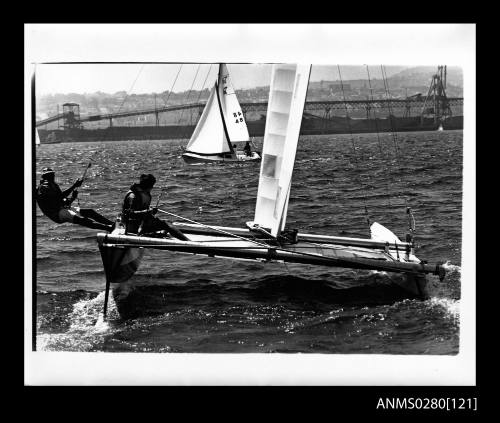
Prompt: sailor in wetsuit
<box><xmin>121</xmin><ymin>173</ymin><xmax>189</xmax><ymax>240</ymax></box>
<box><xmin>36</xmin><ymin>167</ymin><xmax>113</xmax><ymax>231</ymax></box>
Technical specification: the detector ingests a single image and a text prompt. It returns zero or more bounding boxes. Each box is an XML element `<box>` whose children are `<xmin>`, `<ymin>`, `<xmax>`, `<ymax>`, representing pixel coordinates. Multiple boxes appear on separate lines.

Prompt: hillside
<box><xmin>36</xmin><ymin>66</ymin><xmax>463</xmax><ymax>122</ymax></box>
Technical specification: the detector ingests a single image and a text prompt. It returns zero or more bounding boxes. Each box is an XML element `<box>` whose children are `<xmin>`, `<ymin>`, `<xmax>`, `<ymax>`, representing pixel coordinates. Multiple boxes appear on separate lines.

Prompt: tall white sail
<box><xmin>185</xmin><ymin>84</ymin><xmax>231</xmax><ymax>155</ymax></box>
<box><xmin>252</xmin><ymin>64</ymin><xmax>311</xmax><ymax>236</ymax></box>
<box><xmin>35</xmin><ymin>129</ymin><xmax>40</xmax><ymax>145</ymax></box>
<box><xmin>217</xmin><ymin>64</ymin><xmax>250</xmax><ymax>143</ymax></box>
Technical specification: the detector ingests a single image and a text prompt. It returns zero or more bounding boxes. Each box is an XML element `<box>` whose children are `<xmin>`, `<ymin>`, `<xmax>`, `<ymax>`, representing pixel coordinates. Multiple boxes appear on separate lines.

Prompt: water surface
<box><xmin>35</xmin><ymin>131</ymin><xmax>462</xmax><ymax>353</ymax></box>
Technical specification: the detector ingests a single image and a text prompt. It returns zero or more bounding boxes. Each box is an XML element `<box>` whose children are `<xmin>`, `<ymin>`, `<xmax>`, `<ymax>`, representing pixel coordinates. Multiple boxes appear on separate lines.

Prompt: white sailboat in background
<box><xmin>35</xmin><ymin>129</ymin><xmax>41</xmax><ymax>146</ymax></box>
<box><xmin>182</xmin><ymin>64</ymin><xmax>261</xmax><ymax>164</ymax></box>
<box><xmin>97</xmin><ymin>63</ymin><xmax>446</xmax><ymax>319</ymax></box>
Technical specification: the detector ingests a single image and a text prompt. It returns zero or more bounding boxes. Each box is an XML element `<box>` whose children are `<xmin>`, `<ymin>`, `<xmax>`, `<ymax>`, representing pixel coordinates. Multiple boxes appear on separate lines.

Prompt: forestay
<box><xmin>252</xmin><ymin>64</ymin><xmax>311</xmax><ymax>236</ymax></box>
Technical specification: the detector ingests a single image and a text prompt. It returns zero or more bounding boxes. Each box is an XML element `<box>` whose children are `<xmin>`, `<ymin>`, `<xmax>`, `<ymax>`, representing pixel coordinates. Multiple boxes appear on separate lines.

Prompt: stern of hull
<box><xmin>389</xmin><ymin>272</ymin><xmax>429</xmax><ymax>299</ymax></box>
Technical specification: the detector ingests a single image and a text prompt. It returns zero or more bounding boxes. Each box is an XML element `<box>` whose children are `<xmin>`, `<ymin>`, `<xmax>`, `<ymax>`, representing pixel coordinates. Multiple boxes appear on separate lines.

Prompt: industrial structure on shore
<box><xmin>35</xmin><ymin>66</ymin><xmax>463</xmax><ymax>144</ymax></box>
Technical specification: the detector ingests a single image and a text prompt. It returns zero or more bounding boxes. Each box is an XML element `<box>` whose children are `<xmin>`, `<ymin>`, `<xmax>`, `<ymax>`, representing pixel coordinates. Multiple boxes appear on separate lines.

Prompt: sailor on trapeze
<box><xmin>36</xmin><ymin>167</ymin><xmax>113</xmax><ymax>231</ymax></box>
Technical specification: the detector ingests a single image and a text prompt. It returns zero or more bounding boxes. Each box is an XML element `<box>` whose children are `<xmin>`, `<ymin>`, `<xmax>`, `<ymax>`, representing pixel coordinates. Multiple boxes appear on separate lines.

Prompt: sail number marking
<box><xmin>233</xmin><ymin>111</ymin><xmax>244</xmax><ymax>123</ymax></box>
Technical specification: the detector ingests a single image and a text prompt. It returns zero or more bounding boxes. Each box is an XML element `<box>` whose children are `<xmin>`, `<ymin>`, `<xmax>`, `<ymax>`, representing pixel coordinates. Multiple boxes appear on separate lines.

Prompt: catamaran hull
<box><xmin>99</xmin><ymin>244</ymin><xmax>144</xmax><ymax>284</ymax></box>
<box><xmin>97</xmin><ymin>226</ymin><xmax>443</xmax><ymax>307</ymax></box>
<box><xmin>385</xmin><ymin>272</ymin><xmax>429</xmax><ymax>298</ymax></box>
<box><xmin>182</xmin><ymin>151</ymin><xmax>261</xmax><ymax>164</ymax></box>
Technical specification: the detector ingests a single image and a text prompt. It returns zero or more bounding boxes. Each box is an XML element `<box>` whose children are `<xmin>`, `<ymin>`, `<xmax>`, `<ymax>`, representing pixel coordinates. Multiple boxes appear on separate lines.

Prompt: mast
<box><xmin>215</xmin><ymin>65</ymin><xmax>235</xmax><ymax>156</ymax></box>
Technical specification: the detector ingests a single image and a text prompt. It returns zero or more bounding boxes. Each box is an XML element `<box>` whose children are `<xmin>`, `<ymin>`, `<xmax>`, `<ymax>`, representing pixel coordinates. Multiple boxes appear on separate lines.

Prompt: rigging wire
<box><xmin>161</xmin><ymin>64</ymin><xmax>183</xmax><ymax>107</ymax></box>
<box><xmin>106</xmin><ymin>64</ymin><xmax>146</xmax><ymax>137</ymax></box>
<box><xmin>365</xmin><ymin>65</ymin><xmax>385</xmax><ymax>158</ymax></box>
<box><xmin>177</xmin><ymin>63</ymin><xmax>202</xmax><ymax>125</ymax></box>
<box><xmin>380</xmin><ymin>65</ymin><xmax>415</xmax><ymax>235</ymax></box>
<box><xmin>181</xmin><ymin>64</ymin><xmax>213</xmax><ymax>140</ymax></box>
<box><xmin>115</xmin><ymin>64</ymin><xmax>146</xmax><ymax>116</ymax></box>
<box><xmin>195</xmin><ymin>64</ymin><xmax>213</xmax><ymax>104</ymax></box>
<box><xmin>134</xmin><ymin>209</ymin><xmax>429</xmax><ymax>275</ymax></box>
<box><xmin>154</xmin><ymin>209</ymin><xmax>424</xmax><ymax>274</ymax></box>
<box><xmin>380</xmin><ymin>64</ymin><xmax>404</xmax><ymax>200</ymax></box>
<box><xmin>156</xmin><ymin>208</ymin><xmax>273</xmax><ymax>249</ymax></box>
<box><xmin>380</xmin><ymin>65</ymin><xmax>400</xmax><ymax>158</ymax></box>
<box><xmin>104</xmin><ymin>64</ymin><xmax>147</xmax><ymax>137</ymax></box>
<box><xmin>365</xmin><ymin>65</ymin><xmax>394</xmax><ymax>208</ymax></box>
<box><xmin>76</xmin><ymin>64</ymin><xmax>145</xmax><ymax>208</ymax></box>
<box><xmin>337</xmin><ymin>65</ymin><xmax>372</xmax><ymax>234</ymax></box>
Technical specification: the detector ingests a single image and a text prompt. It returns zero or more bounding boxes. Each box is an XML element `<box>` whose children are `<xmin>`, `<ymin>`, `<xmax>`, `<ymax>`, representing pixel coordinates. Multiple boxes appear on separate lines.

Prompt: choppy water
<box><xmin>34</xmin><ymin>131</ymin><xmax>463</xmax><ymax>353</ymax></box>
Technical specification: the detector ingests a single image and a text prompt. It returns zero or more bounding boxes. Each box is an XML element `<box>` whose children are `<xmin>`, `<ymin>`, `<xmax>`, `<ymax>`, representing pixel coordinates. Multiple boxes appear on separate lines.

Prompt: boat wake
<box><xmin>442</xmin><ymin>261</ymin><xmax>461</xmax><ymax>273</ymax></box>
<box><xmin>106</xmin><ymin>272</ymin><xmax>424</xmax><ymax>320</ymax></box>
<box><xmin>426</xmin><ymin>297</ymin><xmax>460</xmax><ymax>323</ymax></box>
<box><xmin>37</xmin><ymin>292</ymin><xmax>117</xmax><ymax>352</ymax></box>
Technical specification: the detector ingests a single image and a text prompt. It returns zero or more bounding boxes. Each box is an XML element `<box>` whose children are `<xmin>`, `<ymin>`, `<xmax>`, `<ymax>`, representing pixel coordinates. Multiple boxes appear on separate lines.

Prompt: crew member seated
<box><xmin>243</xmin><ymin>141</ymin><xmax>252</xmax><ymax>157</ymax></box>
<box><xmin>121</xmin><ymin>173</ymin><xmax>189</xmax><ymax>241</ymax></box>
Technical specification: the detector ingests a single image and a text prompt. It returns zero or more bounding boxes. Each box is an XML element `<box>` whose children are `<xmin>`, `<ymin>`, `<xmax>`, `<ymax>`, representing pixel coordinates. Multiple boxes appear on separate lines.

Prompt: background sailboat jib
<box><xmin>218</xmin><ymin>63</ymin><xmax>250</xmax><ymax>144</ymax></box>
<box><xmin>254</xmin><ymin>64</ymin><xmax>311</xmax><ymax>236</ymax></box>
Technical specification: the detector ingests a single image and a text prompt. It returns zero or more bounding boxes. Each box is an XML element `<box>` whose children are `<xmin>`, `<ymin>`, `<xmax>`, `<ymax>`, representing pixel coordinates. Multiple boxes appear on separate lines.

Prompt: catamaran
<box><xmin>181</xmin><ymin>64</ymin><xmax>261</xmax><ymax>164</ymax></box>
<box><xmin>97</xmin><ymin>64</ymin><xmax>446</xmax><ymax>318</ymax></box>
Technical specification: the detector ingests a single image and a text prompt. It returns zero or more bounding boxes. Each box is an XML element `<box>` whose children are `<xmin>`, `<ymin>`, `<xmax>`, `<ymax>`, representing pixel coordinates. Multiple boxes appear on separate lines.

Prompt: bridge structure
<box><xmin>36</xmin><ymin>97</ymin><xmax>464</xmax><ymax>129</ymax></box>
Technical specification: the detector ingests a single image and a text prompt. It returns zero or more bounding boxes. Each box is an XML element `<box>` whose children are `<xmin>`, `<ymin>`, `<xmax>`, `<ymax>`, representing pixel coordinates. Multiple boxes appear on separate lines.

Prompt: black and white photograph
<box><xmin>25</xmin><ymin>24</ymin><xmax>475</xmax><ymax>386</ymax></box>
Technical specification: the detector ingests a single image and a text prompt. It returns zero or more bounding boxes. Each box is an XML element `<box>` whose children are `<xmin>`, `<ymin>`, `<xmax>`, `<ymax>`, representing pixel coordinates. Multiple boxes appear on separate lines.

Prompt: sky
<box><xmin>35</xmin><ymin>63</ymin><xmax>408</xmax><ymax>96</ymax></box>
<box><xmin>29</xmin><ymin>24</ymin><xmax>473</xmax><ymax>97</ymax></box>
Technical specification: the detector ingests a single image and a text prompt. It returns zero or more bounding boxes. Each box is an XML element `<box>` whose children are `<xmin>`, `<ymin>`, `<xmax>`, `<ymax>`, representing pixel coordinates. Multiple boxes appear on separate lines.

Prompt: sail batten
<box><xmin>253</xmin><ymin>64</ymin><xmax>311</xmax><ymax>236</ymax></box>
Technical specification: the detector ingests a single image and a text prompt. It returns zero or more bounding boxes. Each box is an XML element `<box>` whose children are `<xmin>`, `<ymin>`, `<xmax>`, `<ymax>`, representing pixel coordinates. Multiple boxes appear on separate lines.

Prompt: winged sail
<box><xmin>252</xmin><ymin>64</ymin><xmax>311</xmax><ymax>236</ymax></box>
<box><xmin>217</xmin><ymin>64</ymin><xmax>250</xmax><ymax>143</ymax></box>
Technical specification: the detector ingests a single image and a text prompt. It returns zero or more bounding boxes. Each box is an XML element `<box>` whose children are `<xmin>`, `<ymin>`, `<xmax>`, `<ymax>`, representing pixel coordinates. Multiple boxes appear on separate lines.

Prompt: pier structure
<box><xmin>36</xmin><ymin>97</ymin><xmax>464</xmax><ymax>130</ymax></box>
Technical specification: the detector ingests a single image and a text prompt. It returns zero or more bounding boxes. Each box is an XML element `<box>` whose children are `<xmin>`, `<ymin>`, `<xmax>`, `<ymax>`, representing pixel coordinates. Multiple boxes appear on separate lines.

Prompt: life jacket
<box><xmin>36</xmin><ymin>180</ymin><xmax>65</xmax><ymax>223</ymax></box>
<box><xmin>122</xmin><ymin>184</ymin><xmax>152</xmax><ymax>232</ymax></box>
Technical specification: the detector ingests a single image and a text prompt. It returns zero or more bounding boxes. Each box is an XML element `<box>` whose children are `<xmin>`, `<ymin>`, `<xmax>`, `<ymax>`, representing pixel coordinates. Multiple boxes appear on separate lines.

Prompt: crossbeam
<box><xmin>96</xmin><ymin>232</ymin><xmax>443</xmax><ymax>277</ymax></box>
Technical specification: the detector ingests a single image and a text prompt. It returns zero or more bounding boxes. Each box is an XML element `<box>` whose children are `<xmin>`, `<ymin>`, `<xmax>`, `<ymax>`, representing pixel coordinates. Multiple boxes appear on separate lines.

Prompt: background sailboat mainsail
<box><xmin>35</xmin><ymin>129</ymin><xmax>40</xmax><ymax>145</ymax></box>
<box><xmin>252</xmin><ymin>64</ymin><xmax>311</xmax><ymax>236</ymax></box>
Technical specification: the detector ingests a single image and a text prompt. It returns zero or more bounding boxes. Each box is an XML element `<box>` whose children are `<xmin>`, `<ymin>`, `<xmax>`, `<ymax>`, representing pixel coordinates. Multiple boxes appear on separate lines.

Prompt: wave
<box><xmin>43</xmin><ymin>234</ymin><xmax>97</xmax><ymax>242</ymax></box>
<box><xmin>426</xmin><ymin>297</ymin><xmax>460</xmax><ymax>322</ymax></box>
<box><xmin>442</xmin><ymin>261</ymin><xmax>461</xmax><ymax>274</ymax></box>
<box><xmin>103</xmin><ymin>273</ymin><xmax>425</xmax><ymax>320</ymax></box>
<box><xmin>37</xmin><ymin>291</ymin><xmax>116</xmax><ymax>352</ymax></box>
